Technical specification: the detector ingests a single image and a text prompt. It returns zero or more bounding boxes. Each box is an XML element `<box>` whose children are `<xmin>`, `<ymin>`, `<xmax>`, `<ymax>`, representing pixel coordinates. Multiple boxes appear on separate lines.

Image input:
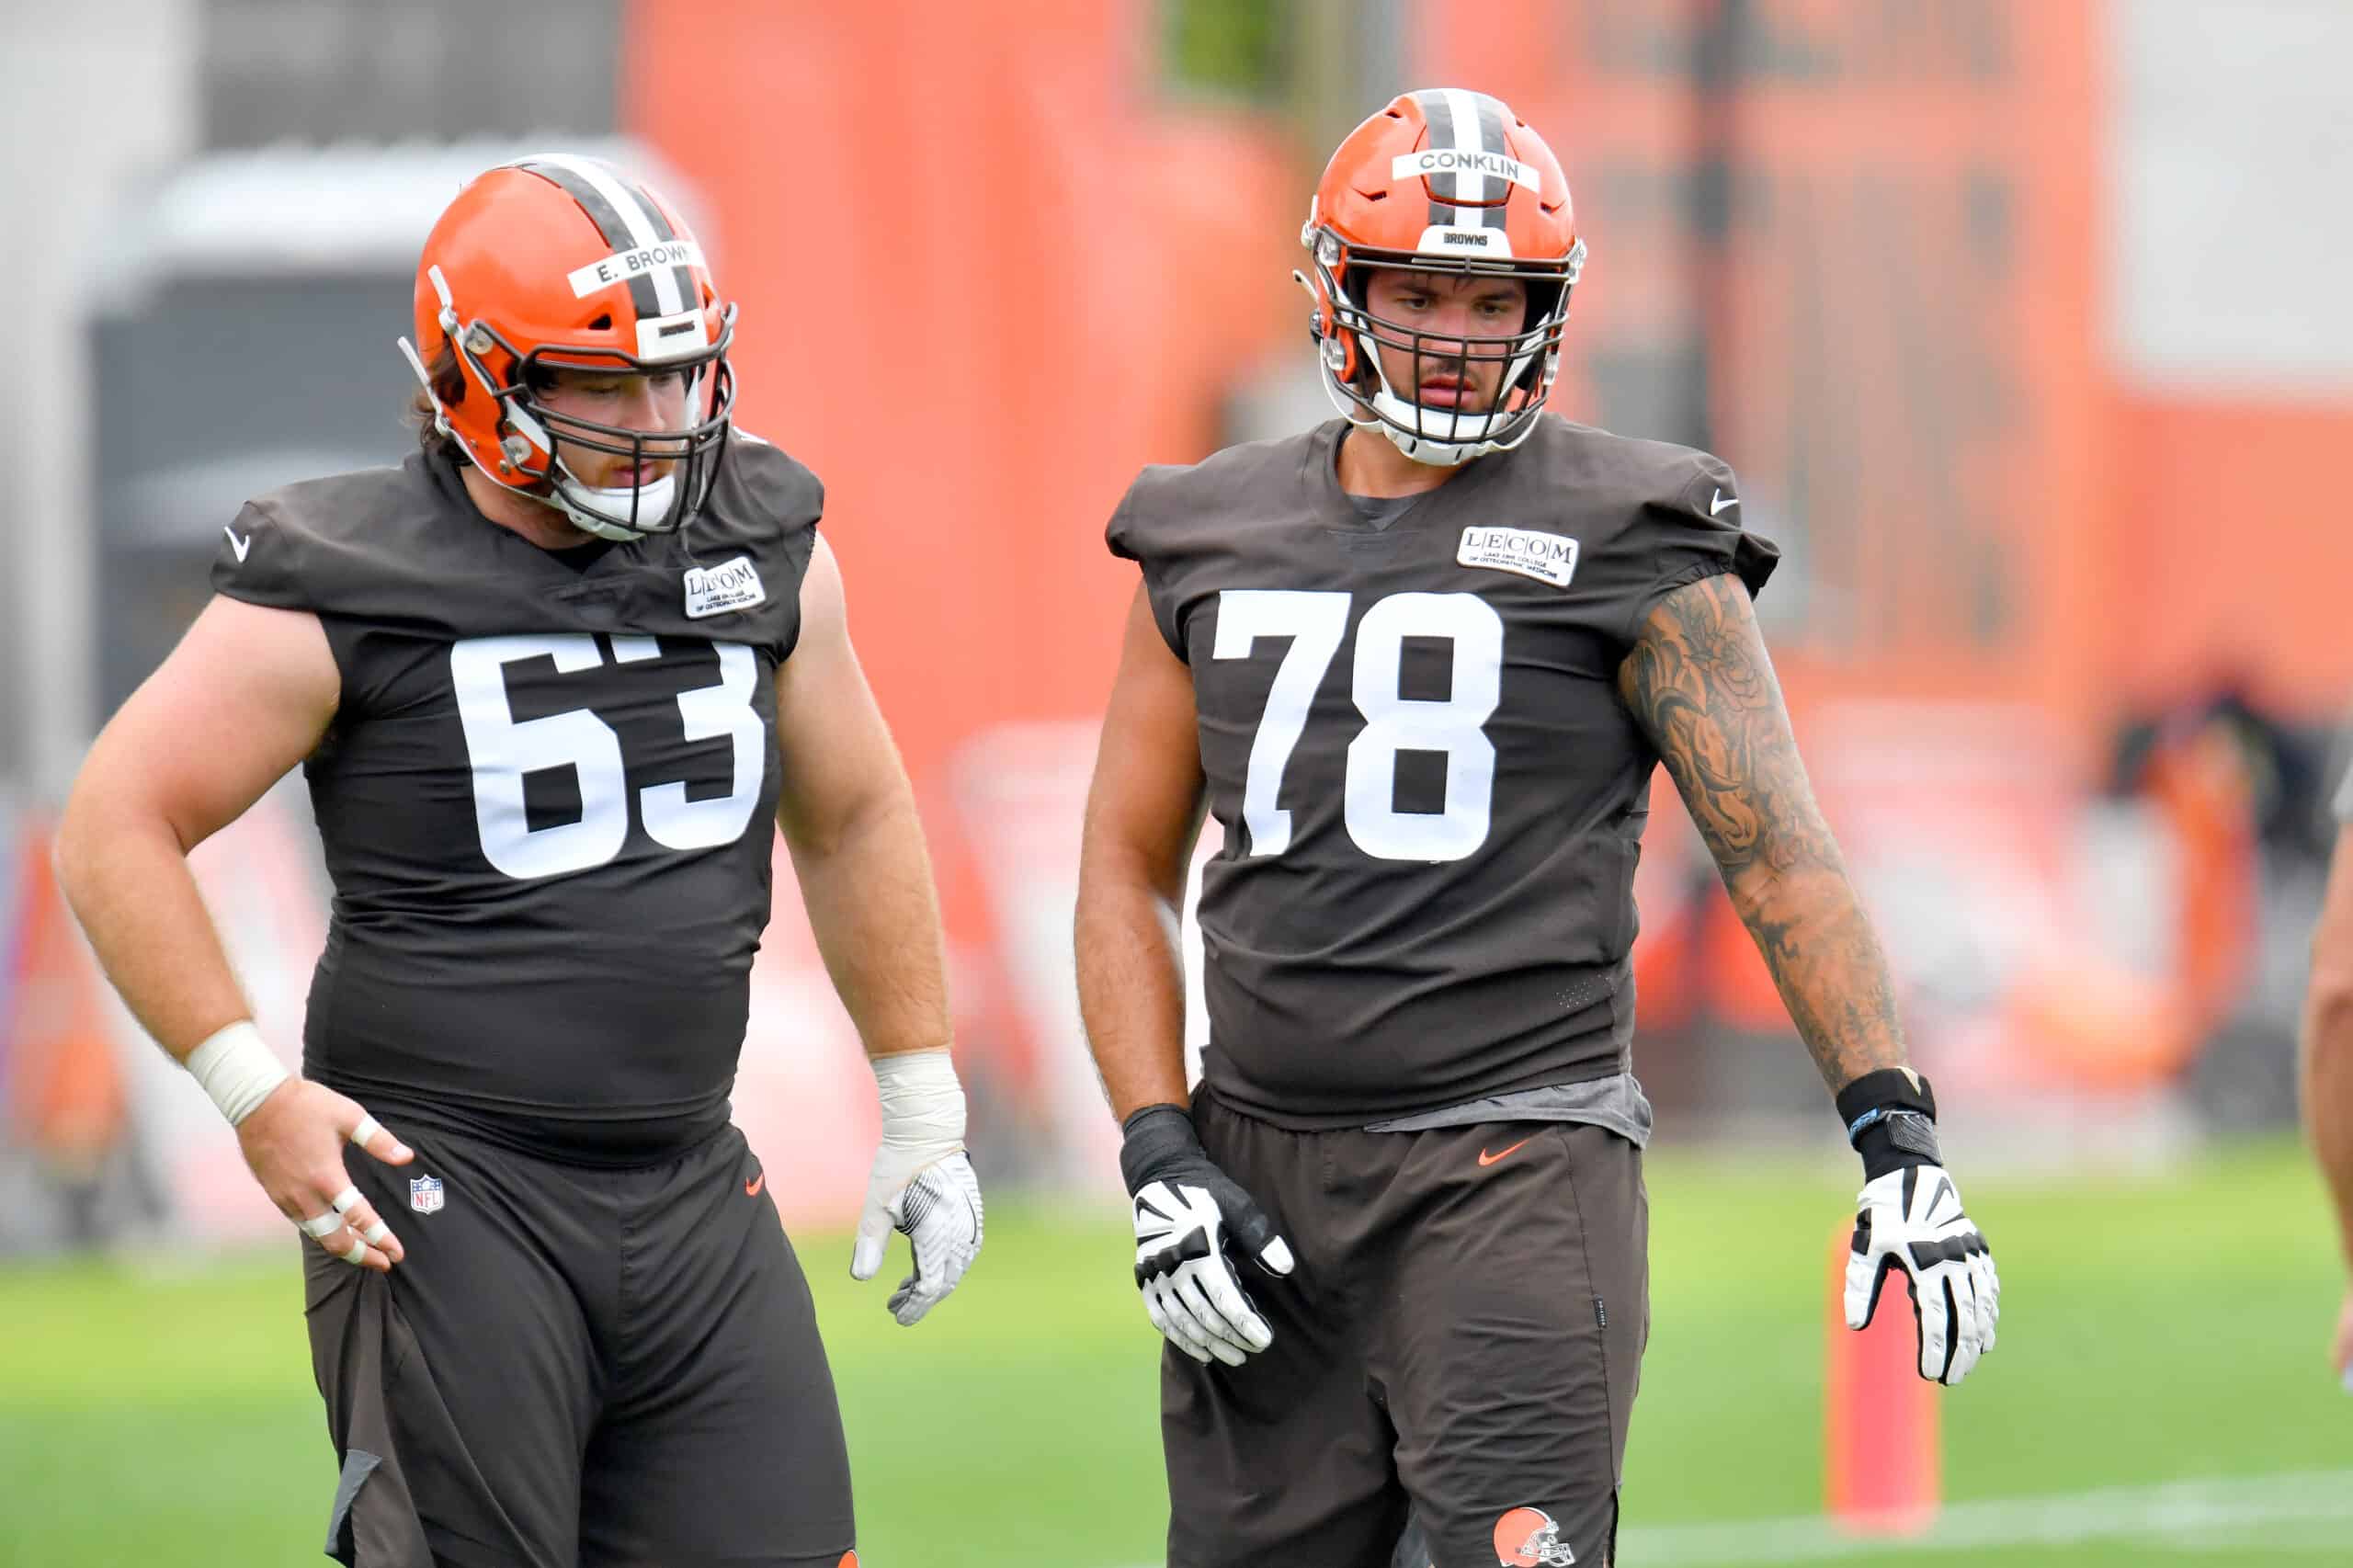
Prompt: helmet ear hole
<box><xmin>588</xmin><ymin>312</ymin><xmax>612</xmax><ymax>331</ymax></box>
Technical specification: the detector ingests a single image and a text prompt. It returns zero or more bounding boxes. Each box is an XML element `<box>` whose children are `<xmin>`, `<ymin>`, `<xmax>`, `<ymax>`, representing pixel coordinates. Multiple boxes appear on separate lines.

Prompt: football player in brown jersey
<box><xmin>55</xmin><ymin>155</ymin><xmax>976</xmax><ymax>1568</ymax></box>
<box><xmin>1076</xmin><ymin>89</ymin><xmax>1998</xmax><ymax>1568</ymax></box>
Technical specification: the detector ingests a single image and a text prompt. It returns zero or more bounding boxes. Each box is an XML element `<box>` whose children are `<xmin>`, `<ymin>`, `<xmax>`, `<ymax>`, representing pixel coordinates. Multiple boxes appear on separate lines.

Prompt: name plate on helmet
<box><xmin>1415</xmin><ymin>224</ymin><xmax>1518</xmax><ymax>258</ymax></box>
<box><xmin>567</xmin><ymin>239</ymin><xmax>708</xmax><ymax>299</ymax></box>
<box><xmin>1391</xmin><ymin>150</ymin><xmax>1542</xmax><ymax>193</ymax></box>
<box><xmin>685</xmin><ymin>556</ymin><xmax>767</xmax><ymax>619</ymax></box>
<box><xmin>635</xmin><ymin>308</ymin><xmax>712</xmax><ymax>361</ymax></box>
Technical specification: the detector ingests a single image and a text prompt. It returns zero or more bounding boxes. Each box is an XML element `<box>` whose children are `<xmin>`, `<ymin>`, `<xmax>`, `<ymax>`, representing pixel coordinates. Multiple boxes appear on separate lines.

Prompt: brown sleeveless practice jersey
<box><xmin>1108</xmin><ymin>415</ymin><xmax>1777</xmax><ymax>1128</ymax></box>
<box><xmin>211</xmin><ymin>433</ymin><xmax>819</xmax><ymax>1161</ymax></box>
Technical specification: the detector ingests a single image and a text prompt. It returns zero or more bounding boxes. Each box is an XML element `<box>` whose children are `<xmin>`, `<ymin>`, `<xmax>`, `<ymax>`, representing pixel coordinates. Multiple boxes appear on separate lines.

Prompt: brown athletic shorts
<box><xmin>302</xmin><ymin>1119</ymin><xmax>857</xmax><ymax>1568</ymax></box>
<box><xmin>1161</xmin><ymin>1090</ymin><xmax>1649</xmax><ymax>1568</ymax></box>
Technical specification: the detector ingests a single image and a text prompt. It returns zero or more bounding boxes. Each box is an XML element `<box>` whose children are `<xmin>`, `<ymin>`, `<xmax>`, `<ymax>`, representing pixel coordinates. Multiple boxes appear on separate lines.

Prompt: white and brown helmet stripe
<box><xmin>1409</xmin><ymin>87</ymin><xmax>1516</xmax><ymax>234</ymax></box>
<box><xmin>510</xmin><ymin>153</ymin><xmax>703</xmax><ymax>343</ymax></box>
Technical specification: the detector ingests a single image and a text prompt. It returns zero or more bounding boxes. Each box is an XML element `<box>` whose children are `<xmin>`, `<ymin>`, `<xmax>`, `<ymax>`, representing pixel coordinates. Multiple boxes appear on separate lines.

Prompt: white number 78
<box><xmin>1212</xmin><ymin>589</ymin><xmax>1502</xmax><ymax>863</ymax></box>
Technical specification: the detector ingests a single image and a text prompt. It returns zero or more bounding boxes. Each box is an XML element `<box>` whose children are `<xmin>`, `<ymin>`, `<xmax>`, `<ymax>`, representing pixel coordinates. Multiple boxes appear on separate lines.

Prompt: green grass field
<box><xmin>2</xmin><ymin>1138</ymin><xmax>2344</xmax><ymax>1567</ymax></box>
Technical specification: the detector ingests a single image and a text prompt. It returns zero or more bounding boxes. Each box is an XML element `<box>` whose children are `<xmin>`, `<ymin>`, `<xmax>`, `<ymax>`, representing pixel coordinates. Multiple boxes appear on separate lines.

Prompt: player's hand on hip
<box><xmin>850</xmin><ymin>1049</ymin><xmax>983</xmax><ymax>1326</ymax></box>
<box><xmin>236</xmin><ymin>1078</ymin><xmax>414</xmax><ymax>1272</ymax></box>
<box><xmin>1120</xmin><ymin>1103</ymin><xmax>1294</xmax><ymax>1369</ymax></box>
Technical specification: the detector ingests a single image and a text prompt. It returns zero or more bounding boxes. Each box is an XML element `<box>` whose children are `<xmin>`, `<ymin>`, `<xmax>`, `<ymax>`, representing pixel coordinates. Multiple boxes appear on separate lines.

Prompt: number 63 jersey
<box><xmin>210</xmin><ymin>435</ymin><xmax>818</xmax><ymax>1162</ymax></box>
<box><xmin>1108</xmin><ymin>415</ymin><xmax>1777</xmax><ymax>1129</ymax></box>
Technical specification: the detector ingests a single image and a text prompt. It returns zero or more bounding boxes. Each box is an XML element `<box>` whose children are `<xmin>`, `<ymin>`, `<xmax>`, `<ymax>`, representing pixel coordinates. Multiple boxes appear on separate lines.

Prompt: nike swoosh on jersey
<box><xmin>1478</xmin><ymin>1137</ymin><xmax>1534</xmax><ymax>1167</ymax></box>
<box><xmin>745</xmin><ymin>1171</ymin><xmax>765</xmax><ymax>1197</ymax></box>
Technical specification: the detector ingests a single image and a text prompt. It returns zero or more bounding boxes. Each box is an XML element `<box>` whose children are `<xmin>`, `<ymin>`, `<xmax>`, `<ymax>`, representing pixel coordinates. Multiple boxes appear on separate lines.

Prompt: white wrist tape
<box><xmin>184</xmin><ymin>1020</ymin><xmax>290</xmax><ymax>1126</ymax></box>
<box><xmin>871</xmin><ymin>1048</ymin><xmax>966</xmax><ymax>1156</ymax></box>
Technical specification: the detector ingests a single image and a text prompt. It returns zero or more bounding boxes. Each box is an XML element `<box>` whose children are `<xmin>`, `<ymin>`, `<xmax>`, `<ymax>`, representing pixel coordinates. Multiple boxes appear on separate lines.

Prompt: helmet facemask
<box><xmin>402</xmin><ymin>262</ymin><xmax>738</xmax><ymax>542</ymax></box>
<box><xmin>1303</xmin><ymin>224</ymin><xmax>1585</xmax><ymax>468</ymax></box>
<box><xmin>510</xmin><ymin>334</ymin><xmax>737</xmax><ymax>541</ymax></box>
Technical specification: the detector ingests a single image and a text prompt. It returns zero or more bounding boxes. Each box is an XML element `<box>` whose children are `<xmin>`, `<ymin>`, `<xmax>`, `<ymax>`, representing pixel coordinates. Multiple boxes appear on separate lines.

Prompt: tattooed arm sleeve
<box><xmin>1616</xmin><ymin>573</ymin><xmax>1909</xmax><ymax>1091</ymax></box>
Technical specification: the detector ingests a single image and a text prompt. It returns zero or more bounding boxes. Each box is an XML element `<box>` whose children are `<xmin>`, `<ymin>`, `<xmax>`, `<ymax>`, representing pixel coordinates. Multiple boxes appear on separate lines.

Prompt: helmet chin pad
<box><xmin>549</xmin><ymin>463</ymin><xmax>680</xmax><ymax>540</ymax></box>
<box><xmin>1362</xmin><ymin>389</ymin><xmax>1494</xmax><ymax>467</ymax></box>
<box><xmin>1307</xmin><ymin>256</ymin><xmax>1565</xmax><ymax>469</ymax></box>
<box><xmin>1320</xmin><ymin>330</ymin><xmax>1547</xmax><ymax>468</ymax></box>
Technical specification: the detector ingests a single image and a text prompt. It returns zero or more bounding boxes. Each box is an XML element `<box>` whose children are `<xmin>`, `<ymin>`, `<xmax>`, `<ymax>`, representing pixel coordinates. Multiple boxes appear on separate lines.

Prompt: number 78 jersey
<box><xmin>1108</xmin><ymin>415</ymin><xmax>1776</xmax><ymax>1129</ymax></box>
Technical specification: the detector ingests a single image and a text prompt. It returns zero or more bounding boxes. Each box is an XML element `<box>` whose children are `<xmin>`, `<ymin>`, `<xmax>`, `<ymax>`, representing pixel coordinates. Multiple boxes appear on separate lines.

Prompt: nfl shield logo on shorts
<box><xmin>409</xmin><ymin>1176</ymin><xmax>445</xmax><ymax>1214</ymax></box>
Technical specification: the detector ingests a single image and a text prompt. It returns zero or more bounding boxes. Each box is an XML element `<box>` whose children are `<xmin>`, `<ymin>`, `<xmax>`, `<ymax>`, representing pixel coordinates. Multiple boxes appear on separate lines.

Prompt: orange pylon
<box><xmin>5</xmin><ymin>817</ymin><xmax>128</xmax><ymax>1179</ymax></box>
<box><xmin>1824</xmin><ymin>1219</ymin><xmax>1941</xmax><ymax>1534</ymax></box>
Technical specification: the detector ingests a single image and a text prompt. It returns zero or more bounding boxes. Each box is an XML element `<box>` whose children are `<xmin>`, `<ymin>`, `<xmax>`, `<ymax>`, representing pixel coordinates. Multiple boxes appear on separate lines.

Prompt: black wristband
<box><xmin>1118</xmin><ymin>1103</ymin><xmax>1199</xmax><ymax>1193</ymax></box>
<box><xmin>1835</xmin><ymin>1068</ymin><xmax>1942</xmax><ymax>1181</ymax></box>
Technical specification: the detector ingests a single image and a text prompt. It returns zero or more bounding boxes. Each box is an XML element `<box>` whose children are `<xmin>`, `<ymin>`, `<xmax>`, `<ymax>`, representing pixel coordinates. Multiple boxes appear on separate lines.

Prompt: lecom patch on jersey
<box><xmin>1456</xmin><ymin>527</ymin><xmax>1579</xmax><ymax>587</ymax></box>
<box><xmin>684</xmin><ymin>556</ymin><xmax>767</xmax><ymax>619</ymax></box>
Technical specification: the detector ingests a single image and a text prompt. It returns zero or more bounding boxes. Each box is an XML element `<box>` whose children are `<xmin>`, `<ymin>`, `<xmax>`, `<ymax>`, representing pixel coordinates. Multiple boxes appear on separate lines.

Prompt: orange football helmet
<box><xmin>398</xmin><ymin>153</ymin><xmax>736</xmax><ymax>540</ymax></box>
<box><xmin>1300</xmin><ymin>89</ymin><xmax>1586</xmax><ymax>466</ymax></box>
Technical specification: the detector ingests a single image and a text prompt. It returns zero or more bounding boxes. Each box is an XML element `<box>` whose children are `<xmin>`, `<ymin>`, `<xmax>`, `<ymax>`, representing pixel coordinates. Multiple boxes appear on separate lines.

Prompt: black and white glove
<box><xmin>1120</xmin><ymin>1103</ymin><xmax>1295</xmax><ymax>1368</ymax></box>
<box><xmin>1837</xmin><ymin>1069</ymin><xmax>2000</xmax><ymax>1385</ymax></box>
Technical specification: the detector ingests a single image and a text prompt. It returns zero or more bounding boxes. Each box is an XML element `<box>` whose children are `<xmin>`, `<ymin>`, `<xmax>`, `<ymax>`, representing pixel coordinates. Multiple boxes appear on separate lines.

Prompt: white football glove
<box><xmin>851</xmin><ymin>1050</ymin><xmax>983</xmax><ymax>1326</ymax></box>
<box><xmin>1846</xmin><ymin>1163</ymin><xmax>2000</xmax><ymax>1384</ymax></box>
<box><xmin>1121</xmin><ymin>1104</ymin><xmax>1295</xmax><ymax>1368</ymax></box>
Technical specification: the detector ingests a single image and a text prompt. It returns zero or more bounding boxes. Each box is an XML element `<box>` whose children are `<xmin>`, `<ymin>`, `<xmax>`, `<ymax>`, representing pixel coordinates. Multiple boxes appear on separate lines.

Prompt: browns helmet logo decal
<box><xmin>1494</xmin><ymin>1505</ymin><xmax>1576</xmax><ymax>1565</ymax></box>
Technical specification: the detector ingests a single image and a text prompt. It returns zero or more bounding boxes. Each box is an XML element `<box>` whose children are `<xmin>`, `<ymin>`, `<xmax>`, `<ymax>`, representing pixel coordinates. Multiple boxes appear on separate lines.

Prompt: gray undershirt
<box><xmin>1364</xmin><ymin>1072</ymin><xmax>1655</xmax><ymax>1149</ymax></box>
